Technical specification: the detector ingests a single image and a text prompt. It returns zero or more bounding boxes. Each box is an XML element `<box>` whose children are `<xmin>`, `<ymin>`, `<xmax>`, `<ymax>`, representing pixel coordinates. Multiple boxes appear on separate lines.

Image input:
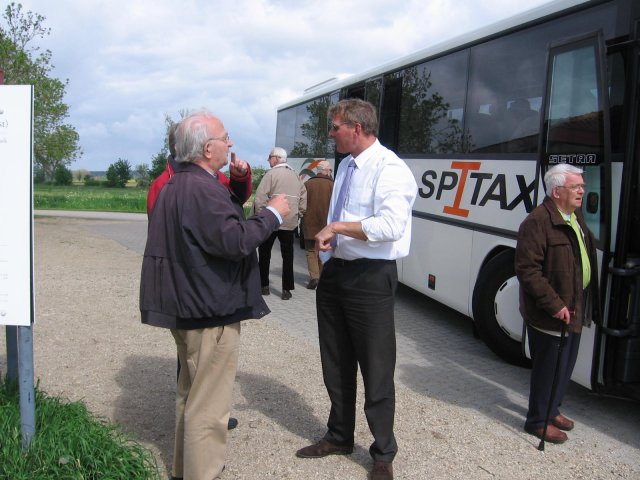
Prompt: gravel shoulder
<box><xmin>1</xmin><ymin>216</ymin><xmax>638</xmax><ymax>479</ymax></box>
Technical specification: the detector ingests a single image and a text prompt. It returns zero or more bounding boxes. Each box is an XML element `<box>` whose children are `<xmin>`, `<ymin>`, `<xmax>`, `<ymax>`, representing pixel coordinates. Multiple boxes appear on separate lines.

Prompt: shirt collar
<box><xmin>350</xmin><ymin>139</ymin><xmax>381</xmax><ymax>169</ymax></box>
<box><xmin>272</xmin><ymin>162</ymin><xmax>292</xmax><ymax>170</ymax></box>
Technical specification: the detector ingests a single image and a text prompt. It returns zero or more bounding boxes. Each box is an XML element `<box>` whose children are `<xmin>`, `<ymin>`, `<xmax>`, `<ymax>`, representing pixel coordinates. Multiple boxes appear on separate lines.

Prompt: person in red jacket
<box><xmin>147</xmin><ymin>122</ymin><xmax>252</xmax><ymax>216</ymax></box>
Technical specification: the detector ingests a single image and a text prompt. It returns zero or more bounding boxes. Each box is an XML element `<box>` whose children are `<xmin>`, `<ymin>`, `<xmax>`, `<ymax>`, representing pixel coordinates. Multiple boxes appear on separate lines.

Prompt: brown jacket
<box><xmin>515</xmin><ymin>196</ymin><xmax>600</xmax><ymax>333</ymax></box>
<box><xmin>302</xmin><ymin>173</ymin><xmax>334</xmax><ymax>239</ymax></box>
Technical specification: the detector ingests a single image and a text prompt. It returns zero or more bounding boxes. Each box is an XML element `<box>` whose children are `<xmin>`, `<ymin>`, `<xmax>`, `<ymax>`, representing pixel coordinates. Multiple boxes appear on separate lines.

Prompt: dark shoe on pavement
<box><xmin>552</xmin><ymin>414</ymin><xmax>574</xmax><ymax>431</ymax></box>
<box><xmin>261</xmin><ymin>286</ymin><xmax>270</xmax><ymax>295</ymax></box>
<box><xmin>369</xmin><ymin>461</ymin><xmax>393</xmax><ymax>480</ymax></box>
<box><xmin>282</xmin><ymin>290</ymin><xmax>292</xmax><ymax>300</ymax></box>
<box><xmin>228</xmin><ymin>417</ymin><xmax>238</xmax><ymax>430</ymax></box>
<box><xmin>296</xmin><ymin>439</ymin><xmax>353</xmax><ymax>458</ymax></box>
<box><xmin>306</xmin><ymin>279</ymin><xmax>319</xmax><ymax>290</ymax></box>
<box><xmin>525</xmin><ymin>424</ymin><xmax>568</xmax><ymax>444</ymax></box>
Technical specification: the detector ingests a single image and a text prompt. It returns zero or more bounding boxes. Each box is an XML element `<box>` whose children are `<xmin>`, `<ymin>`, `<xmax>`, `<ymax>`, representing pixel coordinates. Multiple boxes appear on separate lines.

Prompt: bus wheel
<box><xmin>472</xmin><ymin>250</ymin><xmax>530</xmax><ymax>367</ymax></box>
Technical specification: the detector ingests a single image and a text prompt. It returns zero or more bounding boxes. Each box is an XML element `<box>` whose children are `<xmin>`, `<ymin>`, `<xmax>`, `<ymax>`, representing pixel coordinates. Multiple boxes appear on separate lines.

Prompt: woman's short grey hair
<box><xmin>175</xmin><ymin>110</ymin><xmax>215</xmax><ymax>164</ymax></box>
<box><xmin>544</xmin><ymin>163</ymin><xmax>584</xmax><ymax>193</ymax></box>
<box><xmin>270</xmin><ymin>147</ymin><xmax>287</xmax><ymax>162</ymax></box>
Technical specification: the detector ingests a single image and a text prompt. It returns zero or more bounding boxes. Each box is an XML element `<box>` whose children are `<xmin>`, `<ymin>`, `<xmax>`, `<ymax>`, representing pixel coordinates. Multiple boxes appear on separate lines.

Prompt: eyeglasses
<box><xmin>268</xmin><ymin>155</ymin><xmax>281</xmax><ymax>159</ymax></box>
<box><xmin>207</xmin><ymin>133</ymin><xmax>231</xmax><ymax>144</ymax></box>
<box><xmin>557</xmin><ymin>184</ymin><xmax>586</xmax><ymax>192</ymax></box>
<box><xmin>329</xmin><ymin>122</ymin><xmax>351</xmax><ymax>132</ymax></box>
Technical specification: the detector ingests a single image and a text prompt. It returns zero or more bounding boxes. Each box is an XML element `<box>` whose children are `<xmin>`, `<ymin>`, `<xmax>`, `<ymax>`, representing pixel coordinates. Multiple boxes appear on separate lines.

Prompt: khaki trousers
<box><xmin>171</xmin><ymin>323</ymin><xmax>240</xmax><ymax>480</ymax></box>
<box><xmin>305</xmin><ymin>241</ymin><xmax>323</xmax><ymax>280</ymax></box>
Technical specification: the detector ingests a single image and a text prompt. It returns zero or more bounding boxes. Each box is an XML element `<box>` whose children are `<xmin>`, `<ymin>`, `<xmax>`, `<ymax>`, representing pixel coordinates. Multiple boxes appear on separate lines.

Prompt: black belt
<box><xmin>329</xmin><ymin>257</ymin><xmax>395</xmax><ymax>267</ymax></box>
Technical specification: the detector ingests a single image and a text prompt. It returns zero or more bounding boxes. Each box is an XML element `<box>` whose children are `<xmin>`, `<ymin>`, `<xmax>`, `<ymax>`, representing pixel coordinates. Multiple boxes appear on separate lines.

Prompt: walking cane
<box><xmin>538</xmin><ymin>322</ymin><xmax>568</xmax><ymax>451</ymax></box>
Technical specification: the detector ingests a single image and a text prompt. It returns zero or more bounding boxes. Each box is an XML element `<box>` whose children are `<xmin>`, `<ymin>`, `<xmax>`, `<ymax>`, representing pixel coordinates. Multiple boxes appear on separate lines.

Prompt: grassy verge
<box><xmin>34</xmin><ymin>185</ymin><xmax>254</xmax><ymax>217</ymax></box>
<box><xmin>34</xmin><ymin>185</ymin><xmax>147</xmax><ymax>213</ymax></box>
<box><xmin>0</xmin><ymin>379</ymin><xmax>161</xmax><ymax>480</ymax></box>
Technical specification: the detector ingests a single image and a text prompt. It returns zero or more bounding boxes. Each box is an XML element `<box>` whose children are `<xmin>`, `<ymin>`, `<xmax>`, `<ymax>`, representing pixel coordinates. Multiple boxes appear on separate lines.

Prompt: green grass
<box><xmin>34</xmin><ymin>185</ymin><xmax>147</xmax><ymax>213</ymax></box>
<box><xmin>0</xmin><ymin>379</ymin><xmax>161</xmax><ymax>480</ymax></box>
<box><xmin>35</xmin><ymin>184</ymin><xmax>255</xmax><ymax>217</ymax></box>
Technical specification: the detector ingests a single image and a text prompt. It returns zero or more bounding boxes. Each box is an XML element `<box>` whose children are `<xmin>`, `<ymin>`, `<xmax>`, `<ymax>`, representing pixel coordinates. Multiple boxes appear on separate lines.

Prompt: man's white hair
<box><xmin>544</xmin><ymin>163</ymin><xmax>584</xmax><ymax>193</ymax></box>
<box><xmin>270</xmin><ymin>147</ymin><xmax>287</xmax><ymax>162</ymax></box>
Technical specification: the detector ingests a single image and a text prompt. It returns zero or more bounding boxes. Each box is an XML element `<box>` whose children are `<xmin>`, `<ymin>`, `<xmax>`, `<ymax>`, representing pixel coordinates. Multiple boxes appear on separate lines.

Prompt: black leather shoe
<box><xmin>228</xmin><ymin>417</ymin><xmax>238</xmax><ymax>430</ymax></box>
<box><xmin>296</xmin><ymin>439</ymin><xmax>353</xmax><ymax>458</ymax></box>
<box><xmin>282</xmin><ymin>290</ymin><xmax>292</xmax><ymax>300</ymax></box>
<box><xmin>306</xmin><ymin>279</ymin><xmax>318</xmax><ymax>289</ymax></box>
<box><xmin>261</xmin><ymin>286</ymin><xmax>270</xmax><ymax>295</ymax></box>
<box><xmin>369</xmin><ymin>461</ymin><xmax>393</xmax><ymax>480</ymax></box>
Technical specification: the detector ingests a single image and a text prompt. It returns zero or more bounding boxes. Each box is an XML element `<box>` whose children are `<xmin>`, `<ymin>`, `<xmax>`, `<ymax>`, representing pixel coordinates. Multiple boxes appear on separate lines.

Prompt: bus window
<box><xmin>344</xmin><ymin>84</ymin><xmax>365</xmax><ymax>100</ymax></box>
<box><xmin>290</xmin><ymin>96</ymin><xmax>332</xmax><ymax>158</ymax></box>
<box><xmin>607</xmin><ymin>50</ymin><xmax>626</xmax><ymax>154</ymax></box>
<box><xmin>397</xmin><ymin>50</ymin><xmax>468</xmax><ymax>155</ymax></box>
<box><xmin>466</xmin><ymin>26</ymin><xmax>548</xmax><ymax>154</ymax></box>
<box><xmin>379</xmin><ymin>74</ymin><xmax>402</xmax><ymax>150</ymax></box>
<box><xmin>275</xmin><ymin>107</ymin><xmax>296</xmax><ymax>154</ymax></box>
<box><xmin>365</xmin><ymin>77</ymin><xmax>383</xmax><ymax>119</ymax></box>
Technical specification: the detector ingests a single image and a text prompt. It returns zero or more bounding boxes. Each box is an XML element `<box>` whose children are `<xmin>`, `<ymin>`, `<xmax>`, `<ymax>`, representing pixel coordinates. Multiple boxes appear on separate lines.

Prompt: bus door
<box><xmin>536</xmin><ymin>32</ymin><xmax>611</xmax><ymax>390</ymax></box>
<box><xmin>600</xmin><ymin>32</ymin><xmax>640</xmax><ymax>400</ymax></box>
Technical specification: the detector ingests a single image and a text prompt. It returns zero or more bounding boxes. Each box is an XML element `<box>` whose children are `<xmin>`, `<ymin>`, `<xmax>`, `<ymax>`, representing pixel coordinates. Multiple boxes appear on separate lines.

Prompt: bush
<box><xmin>251</xmin><ymin>166</ymin><xmax>268</xmax><ymax>192</ymax></box>
<box><xmin>106</xmin><ymin>159</ymin><xmax>132</xmax><ymax>188</ymax></box>
<box><xmin>0</xmin><ymin>379</ymin><xmax>160</xmax><ymax>479</ymax></box>
<box><xmin>33</xmin><ymin>166</ymin><xmax>47</xmax><ymax>184</ymax></box>
<box><xmin>150</xmin><ymin>152</ymin><xmax>169</xmax><ymax>181</ymax></box>
<box><xmin>83</xmin><ymin>175</ymin><xmax>104</xmax><ymax>187</ymax></box>
<box><xmin>53</xmin><ymin>165</ymin><xmax>73</xmax><ymax>186</ymax></box>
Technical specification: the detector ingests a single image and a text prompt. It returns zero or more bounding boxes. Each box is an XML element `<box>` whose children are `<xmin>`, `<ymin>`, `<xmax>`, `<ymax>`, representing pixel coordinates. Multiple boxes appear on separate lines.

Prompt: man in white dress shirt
<box><xmin>295</xmin><ymin>99</ymin><xmax>417</xmax><ymax>480</ymax></box>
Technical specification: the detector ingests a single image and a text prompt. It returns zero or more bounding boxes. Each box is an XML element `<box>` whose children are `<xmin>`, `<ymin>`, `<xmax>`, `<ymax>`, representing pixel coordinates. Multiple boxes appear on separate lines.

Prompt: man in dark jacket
<box><xmin>146</xmin><ymin>120</ymin><xmax>252</xmax><ymax>432</ymax></box>
<box><xmin>140</xmin><ymin>111</ymin><xmax>290</xmax><ymax>480</ymax></box>
<box><xmin>515</xmin><ymin>163</ymin><xmax>599</xmax><ymax>445</ymax></box>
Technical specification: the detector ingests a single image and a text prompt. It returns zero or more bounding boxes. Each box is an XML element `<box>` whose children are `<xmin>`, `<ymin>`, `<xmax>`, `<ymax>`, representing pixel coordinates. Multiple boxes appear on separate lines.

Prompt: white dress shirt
<box><xmin>322</xmin><ymin>139</ymin><xmax>417</xmax><ymax>262</ymax></box>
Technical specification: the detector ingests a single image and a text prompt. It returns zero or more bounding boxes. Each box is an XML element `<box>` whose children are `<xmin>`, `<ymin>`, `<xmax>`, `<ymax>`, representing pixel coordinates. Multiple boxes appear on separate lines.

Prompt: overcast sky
<box><xmin>15</xmin><ymin>0</ymin><xmax>553</xmax><ymax>172</ymax></box>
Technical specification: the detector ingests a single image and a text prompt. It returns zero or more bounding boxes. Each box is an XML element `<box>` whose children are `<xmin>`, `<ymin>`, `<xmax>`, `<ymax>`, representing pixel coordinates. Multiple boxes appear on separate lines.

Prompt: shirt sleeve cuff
<box><xmin>266</xmin><ymin>206</ymin><xmax>283</xmax><ymax>224</ymax></box>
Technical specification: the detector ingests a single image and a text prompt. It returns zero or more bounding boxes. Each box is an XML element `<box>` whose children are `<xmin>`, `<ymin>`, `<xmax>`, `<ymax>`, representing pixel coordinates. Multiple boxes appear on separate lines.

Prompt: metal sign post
<box><xmin>0</xmin><ymin>80</ymin><xmax>37</xmax><ymax>450</ymax></box>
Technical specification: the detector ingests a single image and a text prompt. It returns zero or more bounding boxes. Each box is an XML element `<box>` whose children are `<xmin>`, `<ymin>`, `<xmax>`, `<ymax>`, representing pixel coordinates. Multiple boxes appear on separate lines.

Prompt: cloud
<box><xmin>17</xmin><ymin>0</ymin><xmax>552</xmax><ymax>170</ymax></box>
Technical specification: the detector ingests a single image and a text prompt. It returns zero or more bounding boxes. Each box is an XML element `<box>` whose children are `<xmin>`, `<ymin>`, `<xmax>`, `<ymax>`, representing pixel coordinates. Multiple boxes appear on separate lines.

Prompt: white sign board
<box><xmin>0</xmin><ymin>85</ymin><xmax>34</xmax><ymax>326</ymax></box>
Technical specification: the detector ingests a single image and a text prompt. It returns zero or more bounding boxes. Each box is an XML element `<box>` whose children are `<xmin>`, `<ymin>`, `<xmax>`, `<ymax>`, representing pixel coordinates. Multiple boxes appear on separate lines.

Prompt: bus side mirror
<box><xmin>586</xmin><ymin>192</ymin><xmax>599</xmax><ymax>214</ymax></box>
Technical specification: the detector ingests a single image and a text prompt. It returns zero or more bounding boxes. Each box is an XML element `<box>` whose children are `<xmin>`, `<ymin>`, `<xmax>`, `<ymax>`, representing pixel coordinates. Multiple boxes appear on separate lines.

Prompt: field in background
<box><xmin>34</xmin><ymin>185</ymin><xmax>254</xmax><ymax>216</ymax></box>
<box><xmin>34</xmin><ymin>185</ymin><xmax>147</xmax><ymax>213</ymax></box>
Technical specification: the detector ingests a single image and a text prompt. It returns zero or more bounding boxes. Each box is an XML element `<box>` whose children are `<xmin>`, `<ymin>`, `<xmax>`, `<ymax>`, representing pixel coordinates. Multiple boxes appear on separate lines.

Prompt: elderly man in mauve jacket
<box><xmin>140</xmin><ymin>110</ymin><xmax>290</xmax><ymax>480</ymax></box>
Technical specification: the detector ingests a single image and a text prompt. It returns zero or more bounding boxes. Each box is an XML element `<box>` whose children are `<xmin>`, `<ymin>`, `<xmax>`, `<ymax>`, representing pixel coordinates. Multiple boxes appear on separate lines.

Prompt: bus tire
<box><xmin>472</xmin><ymin>250</ymin><xmax>530</xmax><ymax>367</ymax></box>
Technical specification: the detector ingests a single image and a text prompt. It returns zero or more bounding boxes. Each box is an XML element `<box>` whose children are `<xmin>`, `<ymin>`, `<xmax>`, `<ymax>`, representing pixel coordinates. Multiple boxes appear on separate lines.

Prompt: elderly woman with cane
<box><xmin>515</xmin><ymin>163</ymin><xmax>600</xmax><ymax>445</ymax></box>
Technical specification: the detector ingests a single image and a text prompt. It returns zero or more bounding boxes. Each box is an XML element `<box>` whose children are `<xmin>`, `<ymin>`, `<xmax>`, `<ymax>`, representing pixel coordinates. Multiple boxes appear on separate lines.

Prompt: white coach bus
<box><xmin>275</xmin><ymin>0</ymin><xmax>640</xmax><ymax>400</ymax></box>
